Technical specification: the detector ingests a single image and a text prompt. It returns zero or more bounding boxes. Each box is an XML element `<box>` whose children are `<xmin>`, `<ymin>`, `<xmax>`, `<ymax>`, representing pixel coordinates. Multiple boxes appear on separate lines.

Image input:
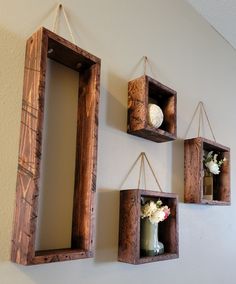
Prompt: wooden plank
<box><xmin>163</xmin><ymin>95</ymin><xmax>176</xmax><ymax>135</ymax></box>
<box><xmin>130</xmin><ymin>127</ymin><xmax>176</xmax><ymax>143</ymax></box>
<box><xmin>218</xmin><ymin>151</ymin><xmax>230</xmax><ymax>203</ymax></box>
<box><xmin>33</xmin><ymin>248</ymin><xmax>92</xmax><ymax>264</ymax></box>
<box><xmin>127</xmin><ymin>76</ymin><xmax>146</xmax><ymax>132</ymax></box>
<box><xmin>71</xmin><ymin>63</ymin><xmax>100</xmax><ymax>253</ymax></box>
<box><xmin>184</xmin><ymin>138</ymin><xmax>202</xmax><ymax>203</ymax></box>
<box><xmin>11</xmin><ymin>28</ymin><xmax>47</xmax><ymax>265</ymax></box>
<box><xmin>118</xmin><ymin>190</ymin><xmax>140</xmax><ymax>264</ymax></box>
<box><xmin>44</xmin><ymin>28</ymin><xmax>100</xmax><ymax>68</ymax></box>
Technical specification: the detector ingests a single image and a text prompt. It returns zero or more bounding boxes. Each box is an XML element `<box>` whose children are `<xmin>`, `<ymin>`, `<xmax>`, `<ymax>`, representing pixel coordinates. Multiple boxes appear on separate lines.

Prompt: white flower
<box><xmin>141</xmin><ymin>200</ymin><xmax>171</xmax><ymax>224</ymax></box>
<box><xmin>141</xmin><ymin>201</ymin><xmax>157</xmax><ymax>218</ymax></box>
<box><xmin>149</xmin><ymin>209</ymin><xmax>165</xmax><ymax>224</ymax></box>
<box><xmin>205</xmin><ymin>160</ymin><xmax>220</xmax><ymax>175</ymax></box>
<box><xmin>204</xmin><ymin>151</ymin><xmax>226</xmax><ymax>175</ymax></box>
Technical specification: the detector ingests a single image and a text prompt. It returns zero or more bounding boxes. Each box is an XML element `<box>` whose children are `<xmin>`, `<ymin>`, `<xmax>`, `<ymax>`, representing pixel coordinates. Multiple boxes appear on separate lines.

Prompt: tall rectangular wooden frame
<box><xmin>11</xmin><ymin>27</ymin><xmax>101</xmax><ymax>265</ymax></box>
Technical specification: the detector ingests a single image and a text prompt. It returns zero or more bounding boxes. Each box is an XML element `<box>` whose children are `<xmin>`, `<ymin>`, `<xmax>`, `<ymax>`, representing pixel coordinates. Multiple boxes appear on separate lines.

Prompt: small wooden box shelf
<box><xmin>184</xmin><ymin>137</ymin><xmax>230</xmax><ymax>205</ymax></box>
<box><xmin>118</xmin><ymin>189</ymin><xmax>179</xmax><ymax>264</ymax></box>
<box><xmin>127</xmin><ymin>75</ymin><xmax>177</xmax><ymax>143</ymax></box>
<box><xmin>11</xmin><ymin>27</ymin><xmax>101</xmax><ymax>265</ymax></box>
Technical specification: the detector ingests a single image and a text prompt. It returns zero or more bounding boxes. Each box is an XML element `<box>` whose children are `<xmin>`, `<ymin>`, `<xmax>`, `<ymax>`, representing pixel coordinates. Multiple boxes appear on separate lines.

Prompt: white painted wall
<box><xmin>1</xmin><ymin>0</ymin><xmax>236</xmax><ymax>283</ymax></box>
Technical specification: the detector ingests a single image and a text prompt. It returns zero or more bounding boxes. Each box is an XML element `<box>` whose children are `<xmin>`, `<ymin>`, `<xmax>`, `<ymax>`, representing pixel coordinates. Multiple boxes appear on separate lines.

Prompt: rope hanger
<box><xmin>52</xmin><ymin>3</ymin><xmax>76</xmax><ymax>44</ymax></box>
<box><xmin>143</xmin><ymin>55</ymin><xmax>153</xmax><ymax>76</ymax></box>
<box><xmin>143</xmin><ymin>56</ymin><xmax>158</xmax><ymax>78</ymax></box>
<box><xmin>128</xmin><ymin>56</ymin><xmax>157</xmax><ymax>80</ymax></box>
<box><xmin>144</xmin><ymin>56</ymin><xmax>148</xmax><ymax>76</ymax></box>
<box><xmin>184</xmin><ymin>101</ymin><xmax>216</xmax><ymax>142</ymax></box>
<box><xmin>119</xmin><ymin>152</ymin><xmax>163</xmax><ymax>192</ymax></box>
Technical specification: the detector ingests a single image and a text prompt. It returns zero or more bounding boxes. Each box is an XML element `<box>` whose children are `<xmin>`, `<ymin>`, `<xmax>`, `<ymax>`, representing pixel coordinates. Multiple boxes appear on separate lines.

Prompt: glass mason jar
<box><xmin>140</xmin><ymin>218</ymin><xmax>164</xmax><ymax>256</ymax></box>
<box><xmin>203</xmin><ymin>169</ymin><xmax>213</xmax><ymax>200</ymax></box>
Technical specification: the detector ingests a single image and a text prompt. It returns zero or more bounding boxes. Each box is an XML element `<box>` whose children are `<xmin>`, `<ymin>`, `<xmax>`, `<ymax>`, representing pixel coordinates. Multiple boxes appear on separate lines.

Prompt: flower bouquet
<box><xmin>204</xmin><ymin>151</ymin><xmax>226</xmax><ymax>175</ymax></box>
<box><xmin>140</xmin><ymin>199</ymin><xmax>170</xmax><ymax>256</ymax></box>
<box><xmin>141</xmin><ymin>199</ymin><xmax>170</xmax><ymax>224</ymax></box>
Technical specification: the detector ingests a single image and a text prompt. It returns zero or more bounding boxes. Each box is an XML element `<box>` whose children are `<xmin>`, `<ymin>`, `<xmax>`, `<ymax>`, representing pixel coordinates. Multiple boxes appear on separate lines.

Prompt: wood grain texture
<box><xmin>11</xmin><ymin>27</ymin><xmax>100</xmax><ymax>265</ymax></box>
<box><xmin>11</xmin><ymin>28</ymin><xmax>47</xmax><ymax>265</ymax></box>
<box><xmin>184</xmin><ymin>137</ymin><xmax>230</xmax><ymax>205</ymax></box>
<box><xmin>217</xmin><ymin>150</ymin><xmax>230</xmax><ymax>202</ymax></box>
<box><xmin>118</xmin><ymin>189</ymin><xmax>179</xmax><ymax>264</ymax></box>
<box><xmin>184</xmin><ymin>138</ymin><xmax>202</xmax><ymax>203</ymax></box>
<box><xmin>33</xmin><ymin>248</ymin><xmax>92</xmax><ymax>264</ymax></box>
<box><xmin>71</xmin><ymin>63</ymin><xmax>100</xmax><ymax>253</ymax></box>
<box><xmin>127</xmin><ymin>75</ymin><xmax>177</xmax><ymax>143</ymax></box>
<box><xmin>118</xmin><ymin>189</ymin><xmax>140</xmax><ymax>264</ymax></box>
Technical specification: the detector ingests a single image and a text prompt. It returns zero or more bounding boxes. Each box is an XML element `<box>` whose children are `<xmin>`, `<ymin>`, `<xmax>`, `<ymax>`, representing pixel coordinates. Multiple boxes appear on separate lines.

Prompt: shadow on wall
<box><xmin>171</xmin><ymin>139</ymin><xmax>184</xmax><ymax>202</ymax></box>
<box><xmin>105</xmin><ymin>71</ymin><xmax>128</xmax><ymax>132</ymax></box>
<box><xmin>95</xmin><ymin>188</ymin><xmax>120</xmax><ymax>263</ymax></box>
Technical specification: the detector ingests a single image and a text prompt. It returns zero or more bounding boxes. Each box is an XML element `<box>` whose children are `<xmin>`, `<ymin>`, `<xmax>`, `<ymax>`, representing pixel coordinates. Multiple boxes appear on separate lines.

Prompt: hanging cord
<box><xmin>184</xmin><ymin>101</ymin><xmax>201</xmax><ymax>138</ymax></box>
<box><xmin>119</xmin><ymin>153</ymin><xmax>142</xmax><ymax>189</ymax></box>
<box><xmin>143</xmin><ymin>56</ymin><xmax>148</xmax><ymax>76</ymax></box>
<box><xmin>197</xmin><ymin>102</ymin><xmax>203</xmax><ymax>137</ymax></box>
<box><xmin>119</xmin><ymin>152</ymin><xmax>163</xmax><ymax>192</ymax></box>
<box><xmin>184</xmin><ymin>101</ymin><xmax>216</xmax><ymax>142</ymax></box>
<box><xmin>143</xmin><ymin>56</ymin><xmax>153</xmax><ymax>77</ymax></box>
<box><xmin>52</xmin><ymin>3</ymin><xmax>76</xmax><ymax>44</ymax></box>
<box><xmin>142</xmin><ymin>152</ymin><xmax>163</xmax><ymax>192</ymax></box>
<box><xmin>137</xmin><ymin>153</ymin><xmax>144</xmax><ymax>189</ymax></box>
<box><xmin>201</xmin><ymin>102</ymin><xmax>216</xmax><ymax>142</ymax></box>
<box><xmin>142</xmin><ymin>55</ymin><xmax>158</xmax><ymax>79</ymax></box>
<box><xmin>129</xmin><ymin>56</ymin><xmax>157</xmax><ymax>80</ymax></box>
<box><xmin>137</xmin><ymin>153</ymin><xmax>147</xmax><ymax>189</ymax></box>
<box><xmin>143</xmin><ymin>155</ymin><xmax>147</xmax><ymax>190</ymax></box>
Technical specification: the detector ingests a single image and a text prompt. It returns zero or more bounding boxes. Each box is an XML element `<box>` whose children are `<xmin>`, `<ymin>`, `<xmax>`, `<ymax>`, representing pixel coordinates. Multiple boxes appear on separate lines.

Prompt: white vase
<box><xmin>140</xmin><ymin>218</ymin><xmax>164</xmax><ymax>256</ymax></box>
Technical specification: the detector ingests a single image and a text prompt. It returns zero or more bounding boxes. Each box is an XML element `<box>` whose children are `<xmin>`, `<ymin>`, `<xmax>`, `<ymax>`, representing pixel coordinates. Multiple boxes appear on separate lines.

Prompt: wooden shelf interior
<box><xmin>11</xmin><ymin>27</ymin><xmax>100</xmax><ymax>265</ymax></box>
<box><xmin>147</xmin><ymin>78</ymin><xmax>176</xmax><ymax>135</ymax></box>
<box><xmin>47</xmin><ymin>37</ymin><xmax>94</xmax><ymax>71</ymax></box>
<box><xmin>118</xmin><ymin>189</ymin><xmax>179</xmax><ymax>264</ymax></box>
<box><xmin>140</xmin><ymin>194</ymin><xmax>178</xmax><ymax>259</ymax></box>
<box><xmin>127</xmin><ymin>75</ymin><xmax>177</xmax><ymax>143</ymax></box>
<box><xmin>184</xmin><ymin>137</ymin><xmax>230</xmax><ymax>205</ymax></box>
<box><xmin>202</xmin><ymin>140</ymin><xmax>230</xmax><ymax>203</ymax></box>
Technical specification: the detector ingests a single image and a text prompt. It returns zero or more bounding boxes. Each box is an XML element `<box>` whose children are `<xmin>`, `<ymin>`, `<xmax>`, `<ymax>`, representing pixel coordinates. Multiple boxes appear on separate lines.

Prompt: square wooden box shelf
<box><xmin>11</xmin><ymin>27</ymin><xmax>101</xmax><ymax>265</ymax></box>
<box><xmin>118</xmin><ymin>189</ymin><xmax>179</xmax><ymax>264</ymax></box>
<box><xmin>184</xmin><ymin>137</ymin><xmax>230</xmax><ymax>205</ymax></box>
<box><xmin>127</xmin><ymin>75</ymin><xmax>177</xmax><ymax>143</ymax></box>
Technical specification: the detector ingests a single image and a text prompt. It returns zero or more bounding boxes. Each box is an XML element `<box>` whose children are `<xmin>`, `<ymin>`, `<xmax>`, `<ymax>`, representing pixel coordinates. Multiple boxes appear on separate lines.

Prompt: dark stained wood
<box><xmin>118</xmin><ymin>189</ymin><xmax>179</xmax><ymax>264</ymax></box>
<box><xmin>184</xmin><ymin>138</ymin><xmax>202</xmax><ymax>203</ymax></box>
<box><xmin>217</xmin><ymin>150</ymin><xmax>230</xmax><ymax>202</ymax></box>
<box><xmin>33</xmin><ymin>248</ymin><xmax>92</xmax><ymax>264</ymax></box>
<box><xmin>71</xmin><ymin>63</ymin><xmax>100</xmax><ymax>252</ymax></box>
<box><xmin>11</xmin><ymin>27</ymin><xmax>100</xmax><ymax>265</ymax></box>
<box><xmin>118</xmin><ymin>189</ymin><xmax>140</xmax><ymax>264</ymax></box>
<box><xmin>184</xmin><ymin>137</ymin><xmax>230</xmax><ymax>205</ymax></box>
<box><xmin>11</xmin><ymin>28</ymin><xmax>47</xmax><ymax>266</ymax></box>
<box><xmin>127</xmin><ymin>75</ymin><xmax>177</xmax><ymax>143</ymax></box>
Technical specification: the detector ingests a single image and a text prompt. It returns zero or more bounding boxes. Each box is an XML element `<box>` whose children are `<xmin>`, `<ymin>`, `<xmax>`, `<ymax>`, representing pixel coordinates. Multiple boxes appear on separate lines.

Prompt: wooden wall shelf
<box><xmin>127</xmin><ymin>75</ymin><xmax>177</xmax><ymax>143</ymax></box>
<box><xmin>11</xmin><ymin>27</ymin><xmax>101</xmax><ymax>265</ymax></box>
<box><xmin>118</xmin><ymin>189</ymin><xmax>179</xmax><ymax>264</ymax></box>
<box><xmin>184</xmin><ymin>137</ymin><xmax>230</xmax><ymax>205</ymax></box>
